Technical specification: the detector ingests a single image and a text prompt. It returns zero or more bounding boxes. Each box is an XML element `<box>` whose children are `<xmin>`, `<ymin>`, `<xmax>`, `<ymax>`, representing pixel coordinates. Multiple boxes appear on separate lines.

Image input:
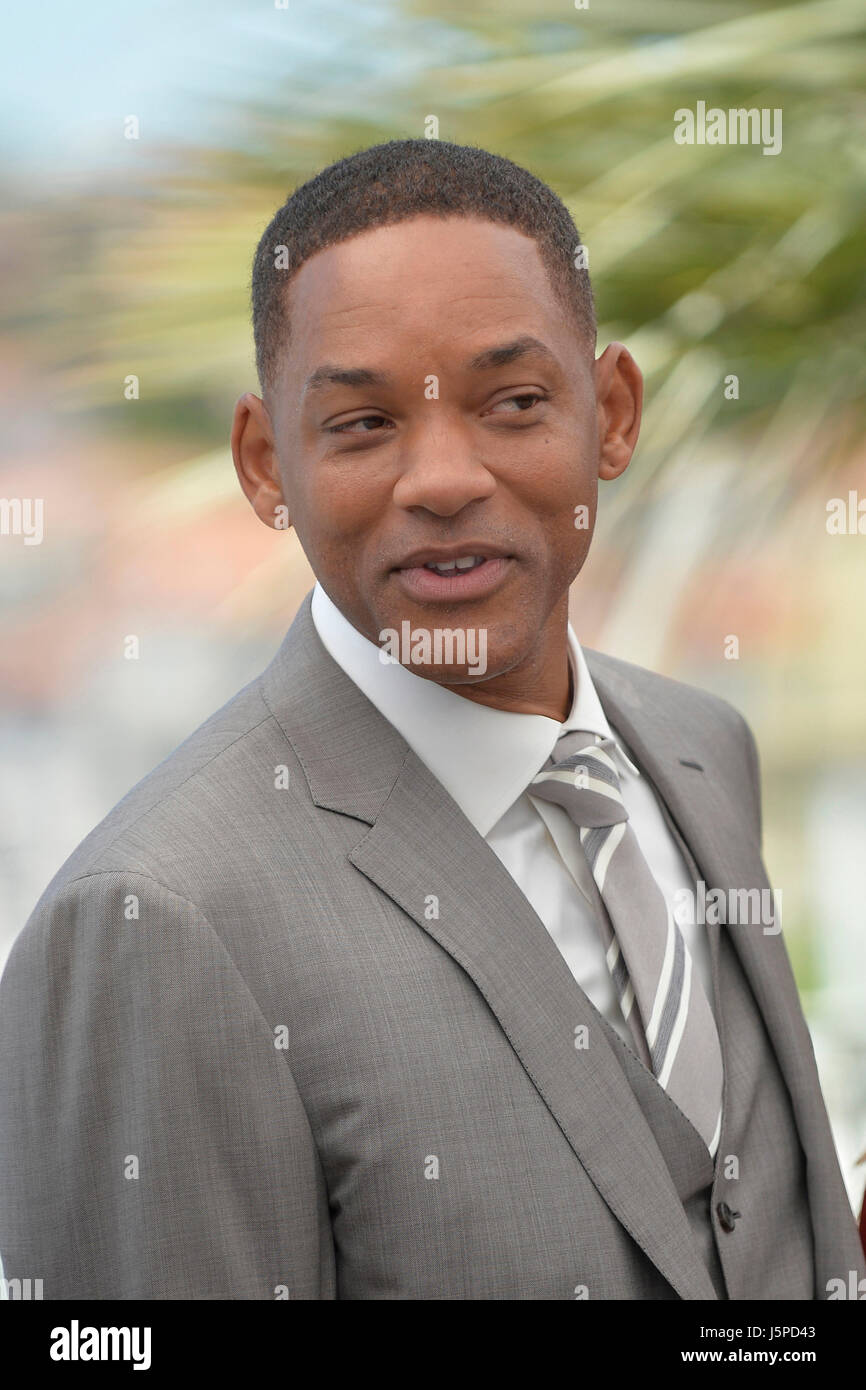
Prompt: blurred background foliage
<box><xmin>1</xmin><ymin>0</ymin><xmax>865</xmax><ymax>1194</ymax></box>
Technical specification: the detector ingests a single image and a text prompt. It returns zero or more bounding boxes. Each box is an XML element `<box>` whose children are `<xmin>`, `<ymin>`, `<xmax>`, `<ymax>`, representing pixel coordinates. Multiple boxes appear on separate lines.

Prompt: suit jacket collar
<box><xmin>260</xmin><ymin>591</ymin><xmax>796</xmax><ymax>1300</ymax></box>
<box><xmin>308</xmin><ymin>578</ymin><xmax>638</xmax><ymax>837</ymax></box>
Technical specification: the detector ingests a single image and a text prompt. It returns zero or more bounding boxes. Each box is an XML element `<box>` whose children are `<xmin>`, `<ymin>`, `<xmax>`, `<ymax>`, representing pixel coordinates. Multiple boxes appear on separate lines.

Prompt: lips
<box><xmin>392</xmin><ymin>555</ymin><xmax>513</xmax><ymax>603</ymax></box>
<box><xmin>423</xmin><ymin>554</ymin><xmax>487</xmax><ymax>575</ymax></box>
<box><xmin>391</xmin><ymin>543</ymin><xmax>513</xmax><ymax>571</ymax></box>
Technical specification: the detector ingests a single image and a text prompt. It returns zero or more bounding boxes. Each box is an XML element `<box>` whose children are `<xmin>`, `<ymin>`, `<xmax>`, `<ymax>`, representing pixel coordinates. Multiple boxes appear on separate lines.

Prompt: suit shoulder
<box><xmin>584</xmin><ymin>646</ymin><xmax>754</xmax><ymax>740</ymax></box>
<box><xmin>583</xmin><ymin>646</ymin><xmax>761</xmax><ymax>822</ymax></box>
<box><xmin>30</xmin><ymin>667</ymin><xmax>315</xmax><ymax>910</ymax></box>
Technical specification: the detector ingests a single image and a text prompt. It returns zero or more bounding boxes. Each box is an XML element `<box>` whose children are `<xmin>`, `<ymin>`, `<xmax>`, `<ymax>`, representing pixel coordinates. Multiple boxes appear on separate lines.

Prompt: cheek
<box><xmin>294</xmin><ymin>462</ymin><xmax>382</xmax><ymax>543</ymax></box>
<box><xmin>528</xmin><ymin>435</ymin><xmax>598</xmax><ymax>576</ymax></box>
<box><xmin>521</xmin><ymin>429</ymin><xmax>597</xmax><ymax>521</ymax></box>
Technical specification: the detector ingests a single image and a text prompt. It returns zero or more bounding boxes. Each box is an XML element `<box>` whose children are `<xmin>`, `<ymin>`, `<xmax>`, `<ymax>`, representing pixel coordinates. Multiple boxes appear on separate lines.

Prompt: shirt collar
<box><xmin>310</xmin><ymin>579</ymin><xmax>639</xmax><ymax>838</ymax></box>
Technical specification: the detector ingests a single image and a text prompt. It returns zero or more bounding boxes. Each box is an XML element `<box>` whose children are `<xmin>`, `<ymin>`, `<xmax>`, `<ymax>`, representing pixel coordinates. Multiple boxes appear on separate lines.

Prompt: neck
<box><xmin>437</xmin><ymin>599</ymin><xmax>573</xmax><ymax>721</ymax></box>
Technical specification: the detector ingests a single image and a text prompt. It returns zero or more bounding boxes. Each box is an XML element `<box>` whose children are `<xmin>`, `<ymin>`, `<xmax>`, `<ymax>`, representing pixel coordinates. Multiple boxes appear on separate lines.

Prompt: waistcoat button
<box><xmin>717</xmin><ymin>1200</ymin><xmax>741</xmax><ymax>1233</ymax></box>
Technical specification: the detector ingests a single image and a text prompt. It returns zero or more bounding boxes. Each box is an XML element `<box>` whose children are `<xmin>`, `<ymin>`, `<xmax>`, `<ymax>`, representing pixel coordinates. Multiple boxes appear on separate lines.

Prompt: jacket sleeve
<box><xmin>0</xmin><ymin>871</ymin><xmax>335</xmax><ymax>1299</ymax></box>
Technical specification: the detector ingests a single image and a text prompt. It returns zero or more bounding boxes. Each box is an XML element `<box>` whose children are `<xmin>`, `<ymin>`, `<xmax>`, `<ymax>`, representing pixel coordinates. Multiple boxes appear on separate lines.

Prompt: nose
<box><xmin>391</xmin><ymin>411</ymin><xmax>497</xmax><ymax>516</ymax></box>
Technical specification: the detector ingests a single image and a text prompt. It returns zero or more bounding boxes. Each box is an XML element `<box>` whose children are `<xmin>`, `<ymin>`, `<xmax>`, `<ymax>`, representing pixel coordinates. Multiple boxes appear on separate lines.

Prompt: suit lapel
<box><xmin>263</xmin><ymin>595</ymin><xmax>718</xmax><ymax>1300</ymax></box>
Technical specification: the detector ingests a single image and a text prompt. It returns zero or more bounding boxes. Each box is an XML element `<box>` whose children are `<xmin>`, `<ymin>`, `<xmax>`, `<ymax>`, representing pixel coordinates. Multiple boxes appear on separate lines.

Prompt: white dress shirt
<box><xmin>310</xmin><ymin>581</ymin><xmax>715</xmax><ymax>1056</ymax></box>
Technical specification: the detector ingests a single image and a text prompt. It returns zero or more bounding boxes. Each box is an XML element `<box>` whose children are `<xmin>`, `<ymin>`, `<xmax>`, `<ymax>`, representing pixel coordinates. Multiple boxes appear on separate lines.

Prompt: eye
<box><xmin>327</xmin><ymin>414</ymin><xmax>394</xmax><ymax>435</ymax></box>
<box><xmin>487</xmin><ymin>391</ymin><xmax>548</xmax><ymax>415</ymax></box>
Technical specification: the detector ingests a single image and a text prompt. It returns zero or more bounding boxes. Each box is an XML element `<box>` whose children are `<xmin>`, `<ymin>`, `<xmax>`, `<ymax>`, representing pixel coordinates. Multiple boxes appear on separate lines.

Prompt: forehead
<box><xmin>281</xmin><ymin>214</ymin><xmax>571</xmax><ymax>370</ymax></box>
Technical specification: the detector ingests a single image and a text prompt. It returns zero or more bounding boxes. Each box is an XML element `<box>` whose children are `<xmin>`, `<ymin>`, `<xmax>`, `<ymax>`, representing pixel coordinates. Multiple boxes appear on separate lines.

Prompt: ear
<box><xmin>231</xmin><ymin>392</ymin><xmax>291</xmax><ymax>531</ymax></box>
<box><xmin>592</xmin><ymin>343</ymin><xmax>643</xmax><ymax>481</ymax></box>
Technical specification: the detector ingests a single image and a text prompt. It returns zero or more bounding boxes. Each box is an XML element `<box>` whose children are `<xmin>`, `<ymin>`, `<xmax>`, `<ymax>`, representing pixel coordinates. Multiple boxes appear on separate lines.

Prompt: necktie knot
<box><xmin>530</xmin><ymin>735</ymin><xmax>629</xmax><ymax>829</ymax></box>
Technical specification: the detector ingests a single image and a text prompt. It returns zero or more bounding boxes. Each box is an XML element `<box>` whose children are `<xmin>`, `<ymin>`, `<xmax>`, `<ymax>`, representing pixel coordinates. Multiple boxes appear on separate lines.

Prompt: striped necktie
<box><xmin>530</xmin><ymin>729</ymin><xmax>723</xmax><ymax>1157</ymax></box>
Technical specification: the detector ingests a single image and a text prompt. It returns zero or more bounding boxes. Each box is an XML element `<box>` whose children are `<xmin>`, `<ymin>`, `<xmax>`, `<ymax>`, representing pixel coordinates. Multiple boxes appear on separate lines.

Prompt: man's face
<box><xmin>235</xmin><ymin>213</ymin><xmax>641</xmax><ymax>704</ymax></box>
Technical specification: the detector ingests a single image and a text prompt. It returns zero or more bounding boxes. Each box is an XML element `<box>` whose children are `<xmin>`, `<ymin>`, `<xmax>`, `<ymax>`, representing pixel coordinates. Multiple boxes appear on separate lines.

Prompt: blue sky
<box><xmin>0</xmin><ymin>0</ymin><xmax>453</xmax><ymax>184</ymax></box>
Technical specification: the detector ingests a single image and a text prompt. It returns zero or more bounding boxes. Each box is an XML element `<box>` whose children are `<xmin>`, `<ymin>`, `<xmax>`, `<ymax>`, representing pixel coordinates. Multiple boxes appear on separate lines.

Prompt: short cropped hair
<box><xmin>251</xmin><ymin>138</ymin><xmax>596</xmax><ymax>394</ymax></box>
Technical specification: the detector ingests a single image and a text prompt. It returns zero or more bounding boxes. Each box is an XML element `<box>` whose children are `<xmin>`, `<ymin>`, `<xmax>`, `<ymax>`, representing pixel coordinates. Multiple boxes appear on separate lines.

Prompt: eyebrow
<box><xmin>465</xmin><ymin>335</ymin><xmax>559</xmax><ymax>373</ymax></box>
<box><xmin>303</xmin><ymin>335</ymin><xmax>559</xmax><ymax>396</ymax></box>
<box><xmin>304</xmin><ymin>364</ymin><xmax>388</xmax><ymax>395</ymax></box>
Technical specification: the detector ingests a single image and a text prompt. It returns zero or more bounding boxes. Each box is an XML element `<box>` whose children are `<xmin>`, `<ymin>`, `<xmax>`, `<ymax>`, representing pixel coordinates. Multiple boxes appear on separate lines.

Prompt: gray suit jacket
<box><xmin>1</xmin><ymin>590</ymin><xmax>863</xmax><ymax>1299</ymax></box>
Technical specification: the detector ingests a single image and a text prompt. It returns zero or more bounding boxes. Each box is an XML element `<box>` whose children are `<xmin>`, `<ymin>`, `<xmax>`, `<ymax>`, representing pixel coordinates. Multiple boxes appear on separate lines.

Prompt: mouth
<box><xmin>391</xmin><ymin>552</ymin><xmax>514</xmax><ymax>603</ymax></box>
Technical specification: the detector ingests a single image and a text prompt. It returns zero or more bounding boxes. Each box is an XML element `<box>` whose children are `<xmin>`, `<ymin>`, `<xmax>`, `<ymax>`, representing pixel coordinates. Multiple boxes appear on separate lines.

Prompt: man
<box><xmin>0</xmin><ymin>139</ymin><xmax>862</xmax><ymax>1300</ymax></box>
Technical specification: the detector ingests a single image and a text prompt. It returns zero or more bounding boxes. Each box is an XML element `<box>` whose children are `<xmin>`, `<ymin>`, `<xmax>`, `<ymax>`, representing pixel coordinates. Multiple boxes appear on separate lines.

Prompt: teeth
<box><xmin>424</xmin><ymin>555</ymin><xmax>485</xmax><ymax>573</ymax></box>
